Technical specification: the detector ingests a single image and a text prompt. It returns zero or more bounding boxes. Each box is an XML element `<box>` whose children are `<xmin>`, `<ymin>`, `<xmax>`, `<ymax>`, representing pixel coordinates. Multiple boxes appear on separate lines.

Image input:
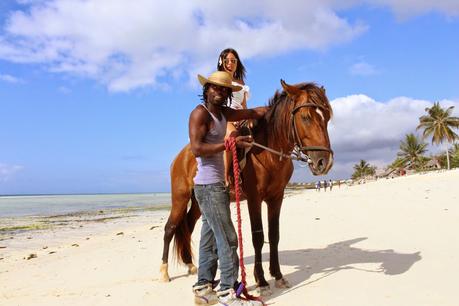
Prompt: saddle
<box><xmin>227</xmin><ymin>120</ymin><xmax>255</xmax><ymax>187</ymax></box>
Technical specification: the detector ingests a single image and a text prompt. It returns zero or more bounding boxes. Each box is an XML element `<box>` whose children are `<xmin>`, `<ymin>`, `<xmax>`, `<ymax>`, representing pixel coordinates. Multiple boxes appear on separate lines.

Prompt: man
<box><xmin>190</xmin><ymin>71</ymin><xmax>266</xmax><ymax>306</ymax></box>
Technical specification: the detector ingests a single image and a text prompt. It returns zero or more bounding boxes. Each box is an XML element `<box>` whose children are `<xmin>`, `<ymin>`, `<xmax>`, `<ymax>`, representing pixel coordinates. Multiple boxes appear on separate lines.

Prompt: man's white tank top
<box><xmin>194</xmin><ymin>104</ymin><xmax>227</xmax><ymax>185</ymax></box>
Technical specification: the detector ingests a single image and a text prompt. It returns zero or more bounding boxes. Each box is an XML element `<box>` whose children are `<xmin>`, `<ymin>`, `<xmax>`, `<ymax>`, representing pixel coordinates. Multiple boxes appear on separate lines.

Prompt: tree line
<box><xmin>352</xmin><ymin>102</ymin><xmax>459</xmax><ymax>180</ymax></box>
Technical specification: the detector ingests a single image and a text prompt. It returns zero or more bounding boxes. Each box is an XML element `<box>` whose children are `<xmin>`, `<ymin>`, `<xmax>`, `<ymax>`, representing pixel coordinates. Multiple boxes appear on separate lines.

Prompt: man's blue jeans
<box><xmin>194</xmin><ymin>182</ymin><xmax>239</xmax><ymax>291</ymax></box>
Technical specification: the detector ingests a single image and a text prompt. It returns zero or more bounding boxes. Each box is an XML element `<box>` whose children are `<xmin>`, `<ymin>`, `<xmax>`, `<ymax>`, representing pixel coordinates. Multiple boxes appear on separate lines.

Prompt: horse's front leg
<box><xmin>267</xmin><ymin>198</ymin><xmax>291</xmax><ymax>289</ymax></box>
<box><xmin>247</xmin><ymin>198</ymin><xmax>271</xmax><ymax>296</ymax></box>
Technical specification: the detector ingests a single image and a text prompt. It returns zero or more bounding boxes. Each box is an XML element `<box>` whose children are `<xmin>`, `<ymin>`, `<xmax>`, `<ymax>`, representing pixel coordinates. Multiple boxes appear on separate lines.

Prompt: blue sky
<box><xmin>1</xmin><ymin>0</ymin><xmax>458</xmax><ymax>194</ymax></box>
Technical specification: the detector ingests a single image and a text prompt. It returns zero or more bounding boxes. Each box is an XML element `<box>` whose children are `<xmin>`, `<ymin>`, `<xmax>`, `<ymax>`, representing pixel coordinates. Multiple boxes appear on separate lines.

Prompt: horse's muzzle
<box><xmin>308</xmin><ymin>151</ymin><xmax>333</xmax><ymax>175</ymax></box>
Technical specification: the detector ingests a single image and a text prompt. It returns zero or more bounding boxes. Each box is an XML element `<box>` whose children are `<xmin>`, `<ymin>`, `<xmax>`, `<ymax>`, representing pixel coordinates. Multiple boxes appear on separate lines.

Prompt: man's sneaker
<box><xmin>193</xmin><ymin>283</ymin><xmax>218</xmax><ymax>305</ymax></box>
<box><xmin>217</xmin><ymin>288</ymin><xmax>263</xmax><ymax>306</ymax></box>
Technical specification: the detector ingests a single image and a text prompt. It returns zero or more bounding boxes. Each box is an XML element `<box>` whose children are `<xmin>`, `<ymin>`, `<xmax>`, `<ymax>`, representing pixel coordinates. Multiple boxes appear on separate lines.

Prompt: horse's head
<box><xmin>281</xmin><ymin>80</ymin><xmax>334</xmax><ymax>175</ymax></box>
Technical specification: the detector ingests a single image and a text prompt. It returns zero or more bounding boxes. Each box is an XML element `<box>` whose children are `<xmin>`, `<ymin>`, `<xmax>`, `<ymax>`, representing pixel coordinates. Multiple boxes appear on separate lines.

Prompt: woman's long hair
<box><xmin>217</xmin><ymin>48</ymin><xmax>246</xmax><ymax>82</ymax></box>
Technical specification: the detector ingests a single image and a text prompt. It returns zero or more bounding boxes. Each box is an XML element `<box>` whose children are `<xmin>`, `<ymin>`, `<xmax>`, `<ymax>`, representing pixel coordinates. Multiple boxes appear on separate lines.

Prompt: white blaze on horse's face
<box><xmin>315</xmin><ymin>108</ymin><xmax>325</xmax><ymax>122</ymax></box>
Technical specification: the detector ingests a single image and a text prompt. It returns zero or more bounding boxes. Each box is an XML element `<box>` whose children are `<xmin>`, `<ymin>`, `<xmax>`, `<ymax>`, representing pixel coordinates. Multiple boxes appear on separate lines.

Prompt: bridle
<box><xmin>251</xmin><ymin>101</ymin><xmax>333</xmax><ymax>165</ymax></box>
<box><xmin>289</xmin><ymin>102</ymin><xmax>334</xmax><ymax>164</ymax></box>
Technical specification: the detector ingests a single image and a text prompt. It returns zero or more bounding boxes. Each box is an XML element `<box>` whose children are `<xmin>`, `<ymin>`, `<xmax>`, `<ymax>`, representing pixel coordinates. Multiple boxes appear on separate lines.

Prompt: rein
<box><xmin>225</xmin><ymin>137</ymin><xmax>265</xmax><ymax>305</ymax></box>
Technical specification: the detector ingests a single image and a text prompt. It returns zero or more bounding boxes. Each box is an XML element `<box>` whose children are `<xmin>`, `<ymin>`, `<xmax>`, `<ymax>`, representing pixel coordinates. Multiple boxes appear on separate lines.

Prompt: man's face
<box><xmin>206</xmin><ymin>83</ymin><xmax>231</xmax><ymax>105</ymax></box>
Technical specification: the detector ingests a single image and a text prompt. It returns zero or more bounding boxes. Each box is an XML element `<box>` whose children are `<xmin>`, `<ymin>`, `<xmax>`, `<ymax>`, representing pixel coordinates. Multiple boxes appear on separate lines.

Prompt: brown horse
<box><xmin>160</xmin><ymin>80</ymin><xmax>333</xmax><ymax>295</ymax></box>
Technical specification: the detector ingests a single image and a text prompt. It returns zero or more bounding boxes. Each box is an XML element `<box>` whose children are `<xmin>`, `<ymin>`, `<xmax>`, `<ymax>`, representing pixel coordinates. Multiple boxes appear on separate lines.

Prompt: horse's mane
<box><xmin>260</xmin><ymin>82</ymin><xmax>332</xmax><ymax>149</ymax></box>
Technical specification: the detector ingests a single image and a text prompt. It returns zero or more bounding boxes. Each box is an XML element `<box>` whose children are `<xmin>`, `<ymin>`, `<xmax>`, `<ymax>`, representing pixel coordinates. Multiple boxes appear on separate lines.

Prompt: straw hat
<box><xmin>197</xmin><ymin>71</ymin><xmax>242</xmax><ymax>91</ymax></box>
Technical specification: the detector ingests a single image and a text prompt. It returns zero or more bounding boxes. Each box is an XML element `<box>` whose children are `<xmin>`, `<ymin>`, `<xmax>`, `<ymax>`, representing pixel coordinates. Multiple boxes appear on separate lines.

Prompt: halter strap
<box><xmin>290</xmin><ymin>103</ymin><xmax>334</xmax><ymax>158</ymax></box>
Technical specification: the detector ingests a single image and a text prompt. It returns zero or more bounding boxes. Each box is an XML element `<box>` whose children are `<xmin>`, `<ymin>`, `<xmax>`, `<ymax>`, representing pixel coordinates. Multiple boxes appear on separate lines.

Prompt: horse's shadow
<box><xmin>244</xmin><ymin>237</ymin><xmax>421</xmax><ymax>299</ymax></box>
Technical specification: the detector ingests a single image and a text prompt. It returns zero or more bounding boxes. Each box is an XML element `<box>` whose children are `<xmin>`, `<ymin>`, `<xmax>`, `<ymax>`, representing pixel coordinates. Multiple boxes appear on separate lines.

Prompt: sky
<box><xmin>1</xmin><ymin>0</ymin><xmax>458</xmax><ymax>195</ymax></box>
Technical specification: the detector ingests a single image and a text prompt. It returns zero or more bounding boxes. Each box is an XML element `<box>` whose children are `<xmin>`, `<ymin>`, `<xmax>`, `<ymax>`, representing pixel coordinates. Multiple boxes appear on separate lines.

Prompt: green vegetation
<box><xmin>383</xmin><ymin>102</ymin><xmax>459</xmax><ymax>176</ymax></box>
<box><xmin>0</xmin><ymin>224</ymin><xmax>52</xmax><ymax>232</ymax></box>
<box><xmin>395</xmin><ymin>133</ymin><xmax>429</xmax><ymax>170</ymax></box>
<box><xmin>417</xmin><ymin>102</ymin><xmax>459</xmax><ymax>169</ymax></box>
<box><xmin>450</xmin><ymin>143</ymin><xmax>459</xmax><ymax>168</ymax></box>
<box><xmin>351</xmin><ymin>160</ymin><xmax>376</xmax><ymax>180</ymax></box>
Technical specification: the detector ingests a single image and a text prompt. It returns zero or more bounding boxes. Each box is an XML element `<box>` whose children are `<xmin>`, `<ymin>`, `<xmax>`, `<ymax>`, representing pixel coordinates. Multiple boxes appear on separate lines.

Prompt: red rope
<box><xmin>225</xmin><ymin>137</ymin><xmax>264</xmax><ymax>304</ymax></box>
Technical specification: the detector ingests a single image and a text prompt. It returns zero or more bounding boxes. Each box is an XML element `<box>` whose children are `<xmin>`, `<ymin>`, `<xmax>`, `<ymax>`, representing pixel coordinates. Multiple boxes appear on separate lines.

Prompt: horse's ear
<box><xmin>280</xmin><ymin>79</ymin><xmax>302</xmax><ymax>97</ymax></box>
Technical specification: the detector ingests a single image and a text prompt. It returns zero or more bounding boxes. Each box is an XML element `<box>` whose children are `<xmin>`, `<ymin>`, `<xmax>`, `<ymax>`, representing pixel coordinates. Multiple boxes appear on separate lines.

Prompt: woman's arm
<box><xmin>223</xmin><ymin>106</ymin><xmax>268</xmax><ymax>122</ymax></box>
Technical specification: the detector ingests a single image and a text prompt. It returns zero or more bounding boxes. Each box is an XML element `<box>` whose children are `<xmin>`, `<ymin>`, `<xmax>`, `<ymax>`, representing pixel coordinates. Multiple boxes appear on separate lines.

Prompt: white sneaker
<box><xmin>193</xmin><ymin>283</ymin><xmax>218</xmax><ymax>305</ymax></box>
<box><xmin>217</xmin><ymin>288</ymin><xmax>263</xmax><ymax>306</ymax></box>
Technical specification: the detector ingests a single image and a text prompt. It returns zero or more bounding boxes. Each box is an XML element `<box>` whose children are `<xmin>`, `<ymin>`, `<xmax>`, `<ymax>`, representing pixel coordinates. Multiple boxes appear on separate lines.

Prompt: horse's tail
<box><xmin>173</xmin><ymin>189</ymin><xmax>201</xmax><ymax>265</ymax></box>
<box><xmin>173</xmin><ymin>214</ymin><xmax>192</xmax><ymax>265</ymax></box>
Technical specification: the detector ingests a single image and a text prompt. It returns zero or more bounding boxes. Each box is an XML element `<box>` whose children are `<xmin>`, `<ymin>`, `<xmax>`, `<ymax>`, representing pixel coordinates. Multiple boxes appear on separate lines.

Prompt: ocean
<box><xmin>0</xmin><ymin>193</ymin><xmax>172</xmax><ymax>218</ymax></box>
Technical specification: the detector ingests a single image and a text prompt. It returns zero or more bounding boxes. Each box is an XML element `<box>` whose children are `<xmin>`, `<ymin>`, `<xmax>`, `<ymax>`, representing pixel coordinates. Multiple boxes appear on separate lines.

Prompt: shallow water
<box><xmin>0</xmin><ymin>193</ymin><xmax>171</xmax><ymax>218</ymax></box>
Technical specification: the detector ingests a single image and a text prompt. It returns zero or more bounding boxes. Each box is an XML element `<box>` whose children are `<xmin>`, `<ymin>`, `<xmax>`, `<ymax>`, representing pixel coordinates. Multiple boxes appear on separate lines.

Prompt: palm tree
<box><xmin>388</xmin><ymin>157</ymin><xmax>405</xmax><ymax>170</ymax></box>
<box><xmin>417</xmin><ymin>102</ymin><xmax>459</xmax><ymax>169</ymax></box>
<box><xmin>351</xmin><ymin>160</ymin><xmax>376</xmax><ymax>180</ymax></box>
<box><xmin>449</xmin><ymin>143</ymin><xmax>459</xmax><ymax>168</ymax></box>
<box><xmin>397</xmin><ymin>133</ymin><xmax>428</xmax><ymax>170</ymax></box>
<box><xmin>449</xmin><ymin>143</ymin><xmax>459</xmax><ymax>156</ymax></box>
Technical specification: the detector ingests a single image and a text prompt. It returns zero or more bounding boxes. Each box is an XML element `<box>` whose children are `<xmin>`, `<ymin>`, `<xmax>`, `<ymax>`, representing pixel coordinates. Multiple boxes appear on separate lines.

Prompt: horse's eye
<box><xmin>301</xmin><ymin>115</ymin><xmax>311</xmax><ymax>123</ymax></box>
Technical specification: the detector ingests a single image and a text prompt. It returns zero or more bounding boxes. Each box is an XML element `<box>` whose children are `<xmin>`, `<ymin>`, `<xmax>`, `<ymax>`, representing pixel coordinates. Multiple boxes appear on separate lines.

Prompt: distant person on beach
<box><xmin>316</xmin><ymin>181</ymin><xmax>321</xmax><ymax>192</ymax></box>
<box><xmin>323</xmin><ymin>180</ymin><xmax>328</xmax><ymax>192</ymax></box>
<box><xmin>189</xmin><ymin>70</ymin><xmax>266</xmax><ymax>306</ymax></box>
<box><xmin>217</xmin><ymin>48</ymin><xmax>251</xmax><ymax>186</ymax></box>
<box><xmin>329</xmin><ymin>179</ymin><xmax>333</xmax><ymax>191</ymax></box>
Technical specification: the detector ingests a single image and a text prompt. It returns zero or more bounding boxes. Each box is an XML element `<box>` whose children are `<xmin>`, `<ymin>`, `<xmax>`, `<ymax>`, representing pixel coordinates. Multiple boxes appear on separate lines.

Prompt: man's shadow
<box><xmin>244</xmin><ymin>237</ymin><xmax>421</xmax><ymax>299</ymax></box>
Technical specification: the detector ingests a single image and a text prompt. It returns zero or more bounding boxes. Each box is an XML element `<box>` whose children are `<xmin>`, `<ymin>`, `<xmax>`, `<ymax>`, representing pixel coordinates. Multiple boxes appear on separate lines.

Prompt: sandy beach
<box><xmin>1</xmin><ymin>169</ymin><xmax>458</xmax><ymax>306</ymax></box>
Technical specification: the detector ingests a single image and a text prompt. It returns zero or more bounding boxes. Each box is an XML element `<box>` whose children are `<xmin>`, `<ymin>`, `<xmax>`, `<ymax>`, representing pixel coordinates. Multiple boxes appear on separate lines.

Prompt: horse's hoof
<box><xmin>275</xmin><ymin>277</ymin><xmax>291</xmax><ymax>288</ymax></box>
<box><xmin>187</xmin><ymin>263</ymin><xmax>197</xmax><ymax>275</ymax></box>
<box><xmin>159</xmin><ymin>263</ymin><xmax>171</xmax><ymax>282</ymax></box>
<box><xmin>257</xmin><ymin>285</ymin><xmax>272</xmax><ymax>296</ymax></box>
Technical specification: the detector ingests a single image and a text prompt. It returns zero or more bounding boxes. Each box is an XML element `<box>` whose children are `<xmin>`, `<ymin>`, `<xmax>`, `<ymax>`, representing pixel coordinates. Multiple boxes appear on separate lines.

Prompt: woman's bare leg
<box><xmin>224</xmin><ymin>122</ymin><xmax>237</xmax><ymax>186</ymax></box>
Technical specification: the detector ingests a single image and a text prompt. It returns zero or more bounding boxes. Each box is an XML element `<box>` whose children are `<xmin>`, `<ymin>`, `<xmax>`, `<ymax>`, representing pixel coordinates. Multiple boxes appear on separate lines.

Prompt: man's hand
<box><xmin>235</xmin><ymin>135</ymin><xmax>253</xmax><ymax>149</ymax></box>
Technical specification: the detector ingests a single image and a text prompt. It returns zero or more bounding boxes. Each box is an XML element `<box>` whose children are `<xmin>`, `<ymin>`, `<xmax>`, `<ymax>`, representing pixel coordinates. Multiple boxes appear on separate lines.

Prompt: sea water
<box><xmin>0</xmin><ymin>193</ymin><xmax>171</xmax><ymax>218</ymax></box>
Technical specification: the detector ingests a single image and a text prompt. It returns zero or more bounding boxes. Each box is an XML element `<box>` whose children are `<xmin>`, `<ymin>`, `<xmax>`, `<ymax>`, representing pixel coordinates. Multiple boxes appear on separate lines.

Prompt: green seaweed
<box><xmin>0</xmin><ymin>223</ymin><xmax>52</xmax><ymax>232</ymax></box>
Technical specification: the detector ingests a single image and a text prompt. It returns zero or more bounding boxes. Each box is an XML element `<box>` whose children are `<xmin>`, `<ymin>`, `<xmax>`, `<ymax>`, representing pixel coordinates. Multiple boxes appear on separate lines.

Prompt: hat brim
<box><xmin>197</xmin><ymin>74</ymin><xmax>242</xmax><ymax>92</ymax></box>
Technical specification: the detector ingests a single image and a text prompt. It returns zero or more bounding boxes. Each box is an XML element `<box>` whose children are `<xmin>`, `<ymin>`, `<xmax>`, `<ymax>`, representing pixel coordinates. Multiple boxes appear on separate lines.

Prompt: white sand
<box><xmin>1</xmin><ymin>169</ymin><xmax>458</xmax><ymax>306</ymax></box>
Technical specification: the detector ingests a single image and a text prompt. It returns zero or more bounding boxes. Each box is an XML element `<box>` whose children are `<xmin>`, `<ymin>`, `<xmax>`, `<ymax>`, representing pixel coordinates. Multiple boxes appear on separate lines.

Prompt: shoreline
<box><xmin>0</xmin><ymin>209</ymin><xmax>169</xmax><ymax>264</ymax></box>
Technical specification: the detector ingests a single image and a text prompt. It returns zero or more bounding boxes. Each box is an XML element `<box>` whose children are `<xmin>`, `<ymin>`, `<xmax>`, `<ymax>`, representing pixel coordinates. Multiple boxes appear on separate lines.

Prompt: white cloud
<box><xmin>292</xmin><ymin>95</ymin><xmax>459</xmax><ymax>181</ymax></box>
<box><xmin>0</xmin><ymin>1</ymin><xmax>456</xmax><ymax>92</ymax></box>
<box><xmin>349</xmin><ymin>61</ymin><xmax>379</xmax><ymax>76</ymax></box>
<box><xmin>0</xmin><ymin>163</ymin><xmax>24</xmax><ymax>182</ymax></box>
<box><xmin>0</xmin><ymin>73</ymin><xmax>22</xmax><ymax>83</ymax></box>
<box><xmin>0</xmin><ymin>0</ymin><xmax>367</xmax><ymax>92</ymax></box>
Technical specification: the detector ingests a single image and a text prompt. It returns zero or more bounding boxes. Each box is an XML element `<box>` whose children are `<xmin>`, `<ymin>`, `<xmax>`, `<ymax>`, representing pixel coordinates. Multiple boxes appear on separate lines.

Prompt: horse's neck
<box><xmin>252</xmin><ymin>119</ymin><xmax>295</xmax><ymax>164</ymax></box>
